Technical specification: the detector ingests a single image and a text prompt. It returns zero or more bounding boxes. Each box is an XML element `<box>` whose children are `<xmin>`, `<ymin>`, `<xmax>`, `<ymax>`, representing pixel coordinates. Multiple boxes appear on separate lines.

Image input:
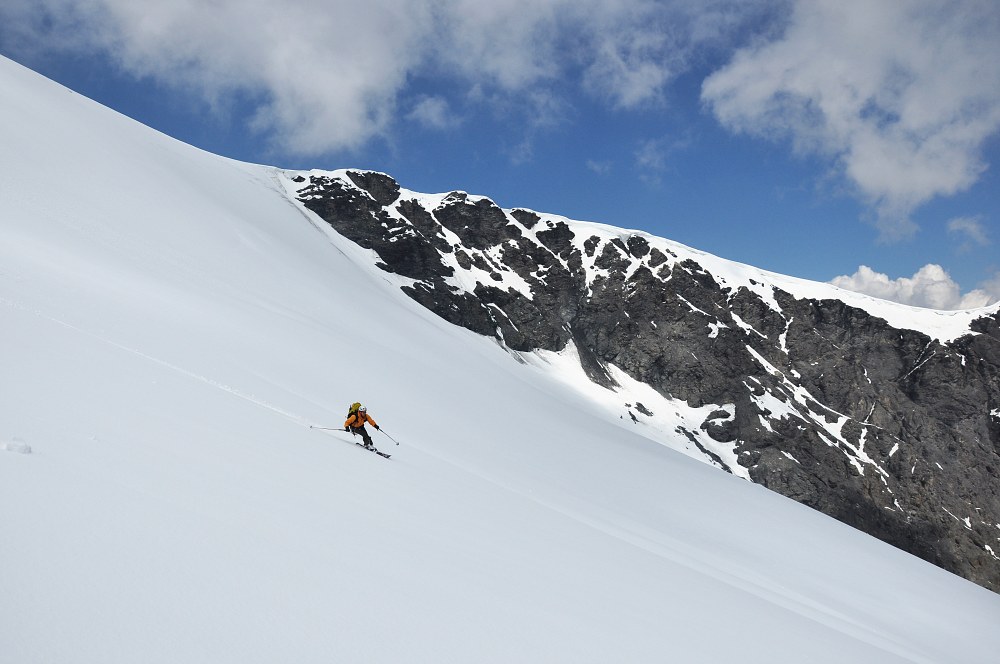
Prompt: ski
<box><xmin>310</xmin><ymin>425</ymin><xmax>391</xmax><ymax>459</ymax></box>
<box><xmin>356</xmin><ymin>442</ymin><xmax>391</xmax><ymax>458</ymax></box>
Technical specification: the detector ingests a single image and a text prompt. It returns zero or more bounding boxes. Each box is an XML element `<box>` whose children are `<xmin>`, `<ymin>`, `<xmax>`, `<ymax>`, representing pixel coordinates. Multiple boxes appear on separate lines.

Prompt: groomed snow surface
<box><xmin>2</xmin><ymin>55</ymin><xmax>999</xmax><ymax>663</ymax></box>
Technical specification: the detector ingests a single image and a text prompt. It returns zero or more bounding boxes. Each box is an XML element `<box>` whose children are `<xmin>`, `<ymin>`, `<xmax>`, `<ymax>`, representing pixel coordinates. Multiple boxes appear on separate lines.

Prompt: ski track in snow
<box><xmin>345</xmin><ymin>423</ymin><xmax>934</xmax><ymax>663</ymax></box>
<box><xmin>0</xmin><ymin>294</ymin><xmax>316</xmax><ymax>430</ymax></box>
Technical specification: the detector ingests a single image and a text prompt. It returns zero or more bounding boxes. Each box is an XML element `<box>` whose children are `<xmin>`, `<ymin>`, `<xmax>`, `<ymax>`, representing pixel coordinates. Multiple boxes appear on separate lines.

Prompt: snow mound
<box><xmin>1</xmin><ymin>438</ymin><xmax>32</xmax><ymax>454</ymax></box>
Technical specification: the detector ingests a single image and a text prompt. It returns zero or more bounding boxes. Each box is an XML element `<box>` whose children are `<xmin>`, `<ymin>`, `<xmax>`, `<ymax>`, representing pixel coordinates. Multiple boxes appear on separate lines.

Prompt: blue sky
<box><xmin>3</xmin><ymin>0</ymin><xmax>999</xmax><ymax>308</ymax></box>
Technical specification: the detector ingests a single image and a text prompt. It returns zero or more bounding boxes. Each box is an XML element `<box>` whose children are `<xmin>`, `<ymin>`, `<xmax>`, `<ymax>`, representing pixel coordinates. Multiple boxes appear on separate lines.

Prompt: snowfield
<box><xmin>2</xmin><ymin>55</ymin><xmax>999</xmax><ymax>663</ymax></box>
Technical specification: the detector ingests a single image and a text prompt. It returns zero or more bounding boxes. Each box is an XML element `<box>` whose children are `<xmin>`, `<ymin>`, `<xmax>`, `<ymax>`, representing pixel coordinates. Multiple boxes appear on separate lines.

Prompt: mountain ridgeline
<box><xmin>291</xmin><ymin>169</ymin><xmax>1000</xmax><ymax>592</ymax></box>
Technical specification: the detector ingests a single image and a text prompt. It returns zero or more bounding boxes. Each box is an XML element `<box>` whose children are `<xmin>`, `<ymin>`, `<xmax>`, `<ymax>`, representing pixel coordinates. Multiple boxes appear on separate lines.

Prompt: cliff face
<box><xmin>291</xmin><ymin>169</ymin><xmax>1000</xmax><ymax>592</ymax></box>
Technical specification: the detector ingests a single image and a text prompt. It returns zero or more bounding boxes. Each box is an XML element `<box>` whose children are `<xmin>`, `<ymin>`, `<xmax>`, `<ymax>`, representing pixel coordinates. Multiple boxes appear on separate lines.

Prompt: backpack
<box><xmin>347</xmin><ymin>402</ymin><xmax>362</xmax><ymax>417</ymax></box>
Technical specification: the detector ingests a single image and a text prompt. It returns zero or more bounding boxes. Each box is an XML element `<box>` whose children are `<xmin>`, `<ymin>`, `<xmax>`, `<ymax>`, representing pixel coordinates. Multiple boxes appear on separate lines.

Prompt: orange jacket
<box><xmin>345</xmin><ymin>411</ymin><xmax>378</xmax><ymax>429</ymax></box>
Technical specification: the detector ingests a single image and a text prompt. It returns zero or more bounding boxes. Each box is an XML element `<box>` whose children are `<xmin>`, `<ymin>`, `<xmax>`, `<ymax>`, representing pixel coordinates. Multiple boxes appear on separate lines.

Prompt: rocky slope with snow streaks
<box><xmin>289</xmin><ymin>168</ymin><xmax>1000</xmax><ymax>592</ymax></box>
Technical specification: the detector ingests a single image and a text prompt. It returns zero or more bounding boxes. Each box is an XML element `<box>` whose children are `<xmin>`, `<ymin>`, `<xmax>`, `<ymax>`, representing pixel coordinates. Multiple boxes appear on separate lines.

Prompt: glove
<box><xmin>344</xmin><ymin>426</ymin><xmax>351</xmax><ymax>432</ymax></box>
<box><xmin>375</xmin><ymin>425</ymin><xmax>380</xmax><ymax>431</ymax></box>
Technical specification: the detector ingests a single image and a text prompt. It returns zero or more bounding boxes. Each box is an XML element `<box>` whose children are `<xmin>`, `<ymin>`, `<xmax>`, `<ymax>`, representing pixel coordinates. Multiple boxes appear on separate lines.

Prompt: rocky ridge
<box><xmin>288</xmin><ymin>168</ymin><xmax>1000</xmax><ymax>592</ymax></box>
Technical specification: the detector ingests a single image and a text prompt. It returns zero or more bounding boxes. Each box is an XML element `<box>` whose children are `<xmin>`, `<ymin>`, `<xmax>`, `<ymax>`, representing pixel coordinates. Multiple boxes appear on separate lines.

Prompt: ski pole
<box><xmin>311</xmin><ymin>425</ymin><xmax>354</xmax><ymax>436</ymax></box>
<box><xmin>378</xmin><ymin>428</ymin><xmax>400</xmax><ymax>446</ymax></box>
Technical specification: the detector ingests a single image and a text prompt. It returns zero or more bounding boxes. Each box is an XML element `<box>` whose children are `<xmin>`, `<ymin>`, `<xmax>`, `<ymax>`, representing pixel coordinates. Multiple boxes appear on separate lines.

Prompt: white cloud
<box><xmin>8</xmin><ymin>0</ymin><xmax>996</xmax><ymax>234</ymax></box>
<box><xmin>979</xmin><ymin>271</ymin><xmax>1000</xmax><ymax>304</ymax></box>
<box><xmin>582</xmin><ymin>27</ymin><xmax>674</xmax><ymax>109</ymax></box>
<box><xmin>0</xmin><ymin>0</ymin><xmax>765</xmax><ymax>157</ymax></box>
<box><xmin>2</xmin><ymin>0</ymin><xmax>432</xmax><ymax>154</ymax></box>
<box><xmin>635</xmin><ymin>139</ymin><xmax>668</xmax><ymax>171</ymax></box>
<box><xmin>581</xmin><ymin>0</ymin><xmax>771</xmax><ymax>109</ymax></box>
<box><xmin>947</xmin><ymin>215</ymin><xmax>990</xmax><ymax>248</ymax></box>
<box><xmin>633</xmin><ymin>134</ymin><xmax>694</xmax><ymax>180</ymax></box>
<box><xmin>407</xmin><ymin>96</ymin><xmax>459</xmax><ymax>130</ymax></box>
<box><xmin>830</xmin><ymin>264</ymin><xmax>998</xmax><ymax>310</ymax></box>
<box><xmin>635</xmin><ymin>137</ymin><xmax>675</xmax><ymax>187</ymax></box>
<box><xmin>504</xmin><ymin>138</ymin><xmax>535</xmax><ymax>166</ymax></box>
<box><xmin>702</xmin><ymin>0</ymin><xmax>1000</xmax><ymax>240</ymax></box>
<box><xmin>586</xmin><ymin>159</ymin><xmax>612</xmax><ymax>175</ymax></box>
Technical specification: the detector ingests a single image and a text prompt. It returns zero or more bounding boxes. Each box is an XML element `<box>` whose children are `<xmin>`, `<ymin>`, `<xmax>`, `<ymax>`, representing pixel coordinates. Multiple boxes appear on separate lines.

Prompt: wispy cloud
<box><xmin>635</xmin><ymin>139</ymin><xmax>668</xmax><ymax>172</ymax></box>
<box><xmin>504</xmin><ymin>138</ymin><xmax>535</xmax><ymax>166</ymax></box>
<box><xmin>633</xmin><ymin>133</ymin><xmax>696</xmax><ymax>185</ymax></box>
<box><xmin>407</xmin><ymin>96</ymin><xmax>460</xmax><ymax>131</ymax></box>
<box><xmin>586</xmin><ymin>159</ymin><xmax>612</xmax><ymax>175</ymax></box>
<box><xmin>979</xmin><ymin>271</ymin><xmax>1000</xmax><ymax>305</ymax></box>
<box><xmin>702</xmin><ymin>0</ymin><xmax>1000</xmax><ymax>241</ymax></box>
<box><xmin>830</xmin><ymin>264</ymin><xmax>998</xmax><ymax>310</ymax></box>
<box><xmin>634</xmin><ymin>138</ymin><xmax>671</xmax><ymax>187</ymax></box>
<box><xmin>582</xmin><ymin>28</ymin><xmax>674</xmax><ymax>109</ymax></box>
<box><xmin>947</xmin><ymin>215</ymin><xmax>990</xmax><ymax>250</ymax></box>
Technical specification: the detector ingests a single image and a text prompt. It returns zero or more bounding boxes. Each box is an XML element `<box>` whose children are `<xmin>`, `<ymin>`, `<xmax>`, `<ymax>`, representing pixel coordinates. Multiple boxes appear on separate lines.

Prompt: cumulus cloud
<box><xmin>702</xmin><ymin>0</ymin><xmax>1000</xmax><ymax>240</ymax></box>
<box><xmin>2</xmin><ymin>0</ymin><xmax>433</xmax><ymax>154</ymax></box>
<box><xmin>0</xmin><ymin>0</ymin><xmax>750</xmax><ymax>157</ymax></box>
<box><xmin>830</xmin><ymin>264</ymin><xmax>999</xmax><ymax>310</ymax></box>
<box><xmin>2</xmin><ymin>0</ymin><xmax>789</xmax><ymax>159</ymax></box>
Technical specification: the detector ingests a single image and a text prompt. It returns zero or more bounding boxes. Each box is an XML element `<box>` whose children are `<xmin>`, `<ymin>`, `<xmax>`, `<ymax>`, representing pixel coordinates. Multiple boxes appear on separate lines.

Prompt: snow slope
<box><xmin>2</xmin><ymin>55</ymin><xmax>999</xmax><ymax>663</ymax></box>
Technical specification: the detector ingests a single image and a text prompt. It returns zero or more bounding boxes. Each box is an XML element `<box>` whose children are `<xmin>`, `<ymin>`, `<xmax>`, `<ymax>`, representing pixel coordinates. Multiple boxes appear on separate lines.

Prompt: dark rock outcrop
<box><xmin>294</xmin><ymin>170</ymin><xmax>1000</xmax><ymax>593</ymax></box>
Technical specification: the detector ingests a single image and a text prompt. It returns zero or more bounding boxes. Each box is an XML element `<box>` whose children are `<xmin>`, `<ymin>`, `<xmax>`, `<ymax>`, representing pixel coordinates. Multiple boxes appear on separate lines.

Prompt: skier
<box><xmin>345</xmin><ymin>403</ymin><xmax>379</xmax><ymax>450</ymax></box>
